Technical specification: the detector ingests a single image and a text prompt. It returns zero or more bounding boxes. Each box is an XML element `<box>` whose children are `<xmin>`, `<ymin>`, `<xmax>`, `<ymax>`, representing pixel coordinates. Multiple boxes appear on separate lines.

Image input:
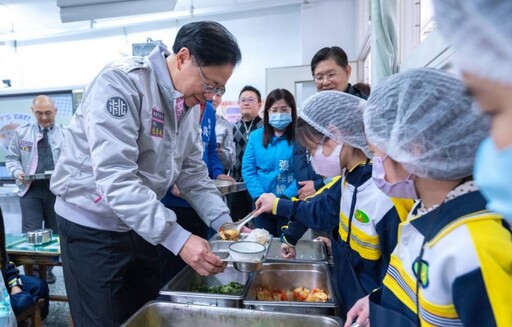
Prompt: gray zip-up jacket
<box><xmin>50</xmin><ymin>46</ymin><xmax>231</xmax><ymax>255</ymax></box>
<box><xmin>6</xmin><ymin>122</ymin><xmax>67</xmax><ymax>196</ymax></box>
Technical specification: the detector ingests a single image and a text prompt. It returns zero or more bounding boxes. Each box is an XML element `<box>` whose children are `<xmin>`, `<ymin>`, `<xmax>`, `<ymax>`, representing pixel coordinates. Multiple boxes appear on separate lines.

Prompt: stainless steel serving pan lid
<box><xmin>121</xmin><ymin>301</ymin><xmax>343</xmax><ymax>327</ymax></box>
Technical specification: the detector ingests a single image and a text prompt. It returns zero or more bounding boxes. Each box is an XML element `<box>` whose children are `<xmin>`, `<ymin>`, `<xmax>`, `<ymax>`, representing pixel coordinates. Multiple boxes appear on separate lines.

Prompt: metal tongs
<box><xmin>219</xmin><ymin>210</ymin><xmax>257</xmax><ymax>239</ymax></box>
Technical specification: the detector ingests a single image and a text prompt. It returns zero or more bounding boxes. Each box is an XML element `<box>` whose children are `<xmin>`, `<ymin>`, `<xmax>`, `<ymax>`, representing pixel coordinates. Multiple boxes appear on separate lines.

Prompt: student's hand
<box><xmin>216</xmin><ymin>174</ymin><xmax>236</xmax><ymax>183</ymax></box>
<box><xmin>344</xmin><ymin>295</ymin><xmax>370</xmax><ymax>327</ymax></box>
<box><xmin>179</xmin><ymin>235</ymin><xmax>225</xmax><ymax>276</ymax></box>
<box><xmin>216</xmin><ymin>146</ymin><xmax>225</xmax><ymax>160</ymax></box>
<box><xmin>240</xmin><ymin>226</ymin><xmax>252</xmax><ymax>234</ymax></box>
<box><xmin>16</xmin><ymin>171</ymin><xmax>25</xmax><ymax>181</ymax></box>
<box><xmin>298</xmin><ymin>180</ymin><xmax>316</xmax><ymax>199</ymax></box>
<box><xmin>314</xmin><ymin>236</ymin><xmax>332</xmax><ymax>256</ymax></box>
<box><xmin>254</xmin><ymin>193</ymin><xmax>277</xmax><ymax>216</ymax></box>
<box><xmin>280</xmin><ymin>243</ymin><xmax>296</xmax><ymax>259</ymax></box>
<box><xmin>170</xmin><ymin>184</ymin><xmax>181</xmax><ymax>197</ymax></box>
<box><xmin>10</xmin><ymin>285</ymin><xmax>22</xmax><ymax>295</ymax></box>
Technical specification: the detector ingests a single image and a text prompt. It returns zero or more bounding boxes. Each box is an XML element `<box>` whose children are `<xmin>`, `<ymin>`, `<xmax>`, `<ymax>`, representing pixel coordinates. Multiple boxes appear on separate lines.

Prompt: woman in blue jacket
<box><xmin>242</xmin><ymin>88</ymin><xmax>298</xmax><ymax>236</ymax></box>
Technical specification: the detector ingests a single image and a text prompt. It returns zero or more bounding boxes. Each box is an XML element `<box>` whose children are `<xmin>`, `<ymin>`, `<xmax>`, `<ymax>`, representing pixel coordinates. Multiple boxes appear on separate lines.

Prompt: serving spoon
<box><xmin>219</xmin><ymin>210</ymin><xmax>257</xmax><ymax>240</ymax></box>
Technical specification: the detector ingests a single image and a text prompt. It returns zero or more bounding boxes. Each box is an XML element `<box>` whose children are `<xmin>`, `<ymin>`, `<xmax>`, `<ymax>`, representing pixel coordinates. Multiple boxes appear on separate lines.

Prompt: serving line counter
<box><xmin>124</xmin><ymin>237</ymin><xmax>342</xmax><ymax>326</ymax></box>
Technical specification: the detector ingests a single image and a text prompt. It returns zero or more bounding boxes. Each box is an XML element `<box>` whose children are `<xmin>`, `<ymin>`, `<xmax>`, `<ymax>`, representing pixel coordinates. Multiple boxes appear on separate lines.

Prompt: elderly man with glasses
<box><xmin>49</xmin><ymin>21</ymin><xmax>241</xmax><ymax>326</ymax></box>
<box><xmin>6</xmin><ymin>94</ymin><xmax>66</xmax><ymax>285</ymax></box>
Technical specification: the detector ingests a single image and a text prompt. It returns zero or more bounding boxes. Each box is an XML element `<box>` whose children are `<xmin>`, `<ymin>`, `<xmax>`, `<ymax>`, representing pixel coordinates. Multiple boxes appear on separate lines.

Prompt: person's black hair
<box><xmin>296</xmin><ymin>117</ymin><xmax>324</xmax><ymax>151</ymax></box>
<box><xmin>262</xmin><ymin>88</ymin><xmax>297</xmax><ymax>148</ymax></box>
<box><xmin>239</xmin><ymin>85</ymin><xmax>262</xmax><ymax>103</ymax></box>
<box><xmin>353</xmin><ymin>82</ymin><xmax>371</xmax><ymax>97</ymax></box>
<box><xmin>310</xmin><ymin>46</ymin><xmax>348</xmax><ymax>75</ymax></box>
<box><xmin>172</xmin><ymin>21</ymin><xmax>242</xmax><ymax>66</ymax></box>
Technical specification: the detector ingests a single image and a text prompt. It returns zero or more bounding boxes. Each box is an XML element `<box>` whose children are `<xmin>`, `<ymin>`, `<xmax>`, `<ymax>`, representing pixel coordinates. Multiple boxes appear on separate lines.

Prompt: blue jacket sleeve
<box><xmin>204</xmin><ymin>110</ymin><xmax>224</xmax><ymax>179</ymax></box>
<box><xmin>242</xmin><ymin>133</ymin><xmax>265</xmax><ymax>199</ymax></box>
<box><xmin>277</xmin><ymin>177</ymin><xmax>342</xmax><ymax>242</ymax></box>
<box><xmin>292</xmin><ymin>141</ymin><xmax>325</xmax><ymax>191</ymax></box>
<box><xmin>281</xmin><ymin>218</ymin><xmax>309</xmax><ymax>246</ymax></box>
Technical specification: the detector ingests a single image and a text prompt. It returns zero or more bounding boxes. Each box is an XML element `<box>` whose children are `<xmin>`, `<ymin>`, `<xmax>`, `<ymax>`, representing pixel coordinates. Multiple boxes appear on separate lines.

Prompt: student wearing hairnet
<box><xmin>254</xmin><ymin>91</ymin><xmax>413</xmax><ymax>314</ymax></box>
<box><xmin>345</xmin><ymin>68</ymin><xmax>512</xmax><ymax>327</ymax></box>
<box><xmin>434</xmin><ymin>0</ymin><xmax>512</xmax><ymax>224</ymax></box>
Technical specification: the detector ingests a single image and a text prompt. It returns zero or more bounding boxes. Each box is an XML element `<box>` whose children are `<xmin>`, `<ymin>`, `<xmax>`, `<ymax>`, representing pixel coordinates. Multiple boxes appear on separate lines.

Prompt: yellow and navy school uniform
<box><xmin>369</xmin><ymin>186</ymin><xmax>512</xmax><ymax>327</ymax></box>
<box><xmin>275</xmin><ymin>163</ymin><xmax>413</xmax><ymax>312</ymax></box>
<box><xmin>277</xmin><ymin>175</ymin><xmax>344</xmax><ymax>245</ymax></box>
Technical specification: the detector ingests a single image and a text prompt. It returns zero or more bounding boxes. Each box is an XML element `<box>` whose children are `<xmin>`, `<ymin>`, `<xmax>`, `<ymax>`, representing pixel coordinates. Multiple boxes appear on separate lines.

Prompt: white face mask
<box><xmin>310</xmin><ymin>143</ymin><xmax>343</xmax><ymax>177</ymax></box>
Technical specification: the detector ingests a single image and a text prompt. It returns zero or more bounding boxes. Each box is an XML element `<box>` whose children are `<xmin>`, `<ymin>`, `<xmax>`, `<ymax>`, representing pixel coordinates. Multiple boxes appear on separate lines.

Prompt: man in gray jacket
<box><xmin>50</xmin><ymin>21</ymin><xmax>241</xmax><ymax>326</ymax></box>
<box><xmin>6</xmin><ymin>95</ymin><xmax>66</xmax><ymax>284</ymax></box>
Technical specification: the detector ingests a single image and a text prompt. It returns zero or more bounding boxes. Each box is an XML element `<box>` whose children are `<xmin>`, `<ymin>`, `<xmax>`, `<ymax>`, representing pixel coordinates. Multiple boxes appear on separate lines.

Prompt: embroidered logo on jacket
<box><xmin>413</xmin><ymin>258</ymin><xmax>429</xmax><ymax>288</ymax></box>
<box><xmin>354</xmin><ymin>209</ymin><xmax>370</xmax><ymax>223</ymax></box>
<box><xmin>19</xmin><ymin>140</ymin><xmax>33</xmax><ymax>152</ymax></box>
<box><xmin>106</xmin><ymin>97</ymin><xmax>128</xmax><ymax>118</ymax></box>
<box><xmin>150</xmin><ymin>108</ymin><xmax>164</xmax><ymax>138</ymax></box>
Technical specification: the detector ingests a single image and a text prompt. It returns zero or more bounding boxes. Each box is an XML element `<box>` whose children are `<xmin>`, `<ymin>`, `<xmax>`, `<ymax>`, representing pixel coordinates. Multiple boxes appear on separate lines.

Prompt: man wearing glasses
<box><xmin>6</xmin><ymin>95</ymin><xmax>66</xmax><ymax>285</ymax></box>
<box><xmin>50</xmin><ymin>21</ymin><xmax>241</xmax><ymax>326</ymax></box>
<box><xmin>229</xmin><ymin>85</ymin><xmax>263</xmax><ymax>221</ymax></box>
<box><xmin>294</xmin><ymin>46</ymin><xmax>368</xmax><ymax>201</ymax></box>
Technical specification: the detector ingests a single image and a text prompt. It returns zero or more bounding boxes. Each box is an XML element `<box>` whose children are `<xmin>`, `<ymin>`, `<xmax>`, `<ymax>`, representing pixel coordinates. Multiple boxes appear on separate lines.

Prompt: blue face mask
<box><xmin>474</xmin><ymin>137</ymin><xmax>512</xmax><ymax>221</ymax></box>
<box><xmin>268</xmin><ymin>113</ymin><xmax>292</xmax><ymax>130</ymax></box>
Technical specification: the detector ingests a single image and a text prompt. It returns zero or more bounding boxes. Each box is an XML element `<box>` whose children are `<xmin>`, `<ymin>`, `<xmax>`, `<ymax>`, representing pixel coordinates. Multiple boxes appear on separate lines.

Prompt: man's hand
<box><xmin>298</xmin><ymin>180</ymin><xmax>316</xmax><ymax>199</ymax></box>
<box><xmin>216</xmin><ymin>174</ymin><xmax>236</xmax><ymax>183</ymax></box>
<box><xmin>16</xmin><ymin>171</ymin><xmax>25</xmax><ymax>181</ymax></box>
<box><xmin>254</xmin><ymin>193</ymin><xmax>277</xmax><ymax>216</ymax></box>
<box><xmin>344</xmin><ymin>295</ymin><xmax>370</xmax><ymax>327</ymax></box>
<box><xmin>179</xmin><ymin>235</ymin><xmax>225</xmax><ymax>276</ymax></box>
<box><xmin>280</xmin><ymin>243</ymin><xmax>296</xmax><ymax>259</ymax></box>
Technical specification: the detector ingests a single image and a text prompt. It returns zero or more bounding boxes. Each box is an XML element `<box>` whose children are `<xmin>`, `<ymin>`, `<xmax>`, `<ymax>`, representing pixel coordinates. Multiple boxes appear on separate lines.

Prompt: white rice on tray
<box><xmin>245</xmin><ymin>228</ymin><xmax>271</xmax><ymax>245</ymax></box>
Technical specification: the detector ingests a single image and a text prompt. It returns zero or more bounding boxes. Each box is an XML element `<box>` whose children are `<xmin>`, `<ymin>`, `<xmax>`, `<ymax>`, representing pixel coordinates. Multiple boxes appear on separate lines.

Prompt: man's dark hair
<box><xmin>310</xmin><ymin>46</ymin><xmax>348</xmax><ymax>75</ymax></box>
<box><xmin>172</xmin><ymin>21</ymin><xmax>241</xmax><ymax>66</ymax></box>
<box><xmin>239</xmin><ymin>85</ymin><xmax>262</xmax><ymax>103</ymax></box>
<box><xmin>262</xmin><ymin>88</ymin><xmax>296</xmax><ymax>148</ymax></box>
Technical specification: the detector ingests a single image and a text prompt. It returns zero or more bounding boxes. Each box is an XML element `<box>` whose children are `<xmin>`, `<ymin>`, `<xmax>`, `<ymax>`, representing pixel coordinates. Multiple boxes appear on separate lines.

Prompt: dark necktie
<box><xmin>41</xmin><ymin>128</ymin><xmax>49</xmax><ymax>152</ymax></box>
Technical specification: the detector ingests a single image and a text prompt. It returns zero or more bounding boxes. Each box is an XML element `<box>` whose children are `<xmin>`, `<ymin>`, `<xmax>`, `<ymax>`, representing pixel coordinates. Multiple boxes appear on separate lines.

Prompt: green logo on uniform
<box><xmin>354</xmin><ymin>209</ymin><xmax>370</xmax><ymax>223</ymax></box>
<box><xmin>413</xmin><ymin>259</ymin><xmax>429</xmax><ymax>288</ymax></box>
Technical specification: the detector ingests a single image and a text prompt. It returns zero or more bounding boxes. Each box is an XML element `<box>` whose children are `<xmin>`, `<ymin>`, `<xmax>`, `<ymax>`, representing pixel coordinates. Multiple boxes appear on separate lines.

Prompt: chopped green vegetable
<box><xmin>190</xmin><ymin>281</ymin><xmax>244</xmax><ymax>295</ymax></box>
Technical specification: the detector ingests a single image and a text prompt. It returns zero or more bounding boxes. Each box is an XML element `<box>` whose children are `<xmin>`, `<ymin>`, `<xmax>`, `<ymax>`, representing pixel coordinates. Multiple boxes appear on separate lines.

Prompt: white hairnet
<box><xmin>299</xmin><ymin>91</ymin><xmax>370</xmax><ymax>157</ymax></box>
<box><xmin>434</xmin><ymin>0</ymin><xmax>512</xmax><ymax>84</ymax></box>
<box><xmin>364</xmin><ymin>68</ymin><xmax>490</xmax><ymax>180</ymax></box>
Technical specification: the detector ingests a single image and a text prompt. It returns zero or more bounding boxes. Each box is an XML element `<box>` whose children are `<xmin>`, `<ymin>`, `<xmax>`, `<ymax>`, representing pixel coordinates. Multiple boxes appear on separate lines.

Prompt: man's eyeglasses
<box><xmin>34</xmin><ymin>111</ymin><xmax>55</xmax><ymax>118</ymax></box>
<box><xmin>195</xmin><ymin>61</ymin><xmax>226</xmax><ymax>96</ymax></box>
<box><xmin>314</xmin><ymin>71</ymin><xmax>339</xmax><ymax>84</ymax></box>
<box><xmin>238</xmin><ymin>97</ymin><xmax>257</xmax><ymax>104</ymax></box>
